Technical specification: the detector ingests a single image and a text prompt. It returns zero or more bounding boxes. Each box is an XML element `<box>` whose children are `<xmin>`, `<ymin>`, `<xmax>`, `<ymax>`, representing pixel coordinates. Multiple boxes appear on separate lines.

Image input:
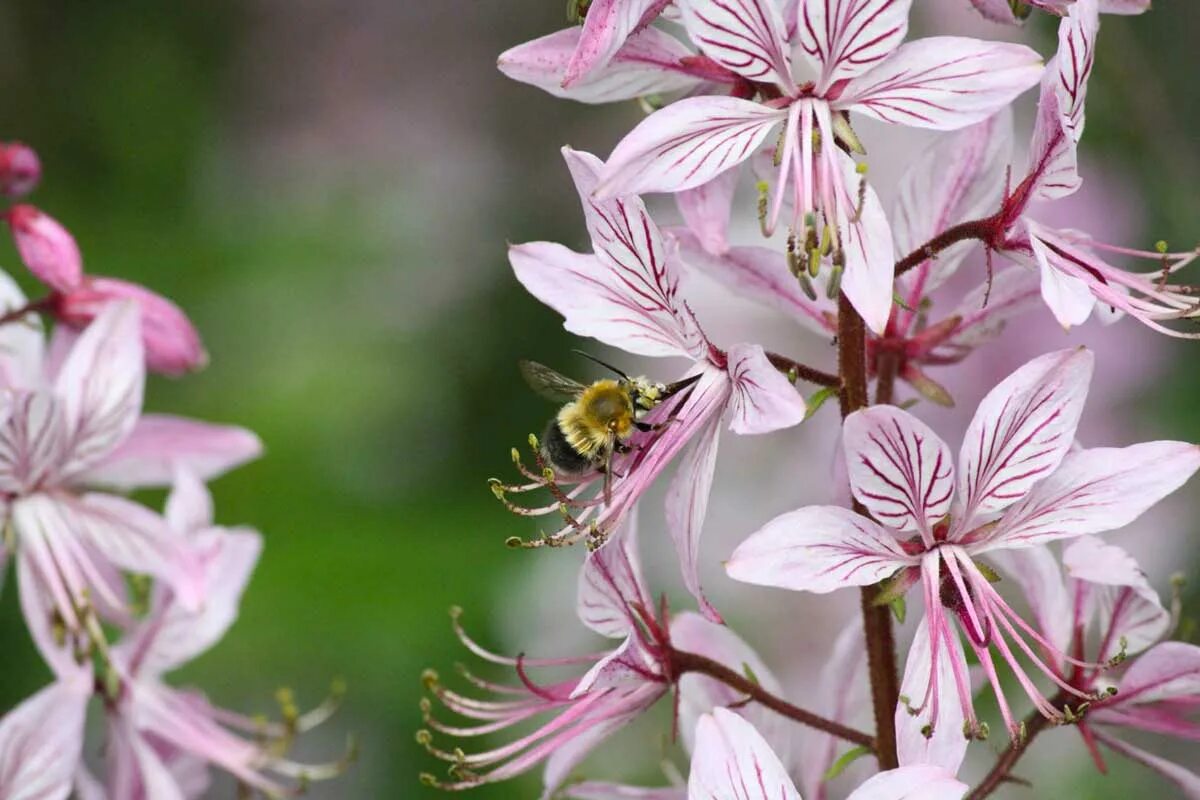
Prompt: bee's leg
<box><xmin>634</xmin><ymin>417</ymin><xmax>683</xmax><ymax>433</ymax></box>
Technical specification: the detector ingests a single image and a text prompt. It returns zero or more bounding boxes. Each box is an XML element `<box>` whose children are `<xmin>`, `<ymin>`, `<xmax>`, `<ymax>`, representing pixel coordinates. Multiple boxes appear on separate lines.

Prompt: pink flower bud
<box><xmin>0</xmin><ymin>142</ymin><xmax>41</xmax><ymax>197</ymax></box>
<box><xmin>56</xmin><ymin>277</ymin><xmax>208</xmax><ymax>376</ymax></box>
<box><xmin>5</xmin><ymin>204</ymin><xmax>83</xmax><ymax>292</ymax></box>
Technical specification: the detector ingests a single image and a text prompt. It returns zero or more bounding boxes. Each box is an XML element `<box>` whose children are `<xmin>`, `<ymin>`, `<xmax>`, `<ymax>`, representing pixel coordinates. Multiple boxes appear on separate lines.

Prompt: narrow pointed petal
<box><xmin>843</xmin><ymin>405</ymin><xmax>955</xmax><ymax>536</ymax></box>
<box><xmin>1028</xmin><ymin>225</ymin><xmax>1096</xmax><ymax>328</ymax></box>
<box><xmin>675</xmin><ymin>170</ymin><xmax>738</xmax><ymax>256</ymax></box>
<box><xmin>562</xmin><ymin>0</ymin><xmax>666</xmax><ymax>87</ymax></box>
<box><xmin>499</xmin><ymin>27</ymin><xmax>705</xmax><ymax>104</ymax></box>
<box><xmin>670</xmin><ymin>611</ymin><xmax>790</xmax><ymax>763</ymax></box>
<box><xmin>725</xmin><ymin>343</ymin><xmax>806</xmax><ymax>434</ymax></box>
<box><xmin>894</xmin><ymin>110</ymin><xmax>1012</xmax><ymax>300</ymax></box>
<box><xmin>578</xmin><ymin>515</ymin><xmax>652</xmax><ymax>638</ymax></box>
<box><xmin>677</xmin><ymin>0</ymin><xmax>792</xmax><ymax>87</ymax></box>
<box><xmin>1107</xmin><ymin>641</ymin><xmax>1200</xmax><ymax>707</ymax></box>
<box><xmin>978</xmin><ymin>442</ymin><xmax>1200</xmax><ymax>553</ymax></box>
<box><xmin>79</xmin><ymin>414</ymin><xmax>262</xmax><ymax>490</ymax></box>
<box><xmin>1089</xmin><ymin>729</ymin><xmax>1200</xmax><ymax>798</ymax></box>
<box><xmin>597</xmin><ymin>97</ymin><xmax>784</xmax><ymax>196</ymax></box>
<box><xmin>844</xmin><ymin>766</ymin><xmax>967</xmax><ymax>800</ymax></box>
<box><xmin>797</xmin><ymin>0</ymin><xmax>912</xmax><ymax>92</ymax></box>
<box><xmin>940</xmin><ymin>267</ymin><xmax>1042</xmax><ymax>352</ymax></box>
<box><xmin>165</xmin><ymin>467</ymin><xmax>214</xmax><ymax>536</ymax></box>
<box><xmin>54</xmin><ymin>301</ymin><xmax>145</xmax><ymax>477</ymax></box>
<box><xmin>836</xmin><ymin>150</ymin><xmax>895</xmax><ymax>335</ymax></box>
<box><xmin>666</xmin><ymin>387</ymin><xmax>727</xmax><ymax>622</ymax></box>
<box><xmin>1053</xmin><ymin>0</ymin><xmax>1099</xmax><ymax>144</ymax></box>
<box><xmin>0</xmin><ymin>270</ymin><xmax>45</xmax><ymax>391</ymax></box>
<box><xmin>896</xmin><ymin>616</ymin><xmax>969</xmax><ymax>774</ymax></box>
<box><xmin>956</xmin><ymin>347</ymin><xmax>1093</xmax><ymax>522</ymax></box>
<box><xmin>687</xmin><ymin>708</ymin><xmax>800</xmax><ymax>800</ymax></box>
<box><xmin>0</xmin><ymin>681</ymin><xmax>90</xmax><ymax>800</ymax></box>
<box><xmin>671</xmin><ymin>229</ymin><xmax>837</xmax><ymax>336</ymax></box>
<box><xmin>727</xmin><ymin>505</ymin><xmax>916</xmax><ymax>593</ymax></box>
<box><xmin>839</xmin><ymin>38</ymin><xmax>1043</xmax><ymax>131</ymax></box>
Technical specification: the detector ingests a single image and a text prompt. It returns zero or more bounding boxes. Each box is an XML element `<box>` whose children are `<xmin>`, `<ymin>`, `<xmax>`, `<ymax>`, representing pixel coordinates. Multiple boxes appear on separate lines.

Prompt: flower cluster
<box><xmin>421</xmin><ymin>0</ymin><xmax>1200</xmax><ymax>798</ymax></box>
<box><xmin>0</xmin><ymin>145</ymin><xmax>351</xmax><ymax>798</ymax></box>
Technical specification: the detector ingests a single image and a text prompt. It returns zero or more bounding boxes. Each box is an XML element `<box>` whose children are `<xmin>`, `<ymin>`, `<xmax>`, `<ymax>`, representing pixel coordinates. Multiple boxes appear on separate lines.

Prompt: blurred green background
<box><xmin>0</xmin><ymin>1</ymin><xmax>1195</xmax><ymax>798</ymax></box>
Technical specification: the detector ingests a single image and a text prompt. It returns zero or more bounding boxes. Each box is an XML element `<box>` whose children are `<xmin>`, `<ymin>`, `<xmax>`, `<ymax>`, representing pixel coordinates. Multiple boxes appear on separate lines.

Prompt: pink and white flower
<box><xmin>501</xmin><ymin>147</ymin><xmax>806</xmax><ymax>619</ymax></box>
<box><xmin>969</xmin><ymin>0</ymin><xmax>1148</xmax><ymax>26</ymax></box>
<box><xmin>727</xmin><ymin>347</ymin><xmax>1200</xmax><ymax>739</ymax></box>
<box><xmin>593</xmin><ymin>0</ymin><xmax>1044</xmax><ymax>332</ymax></box>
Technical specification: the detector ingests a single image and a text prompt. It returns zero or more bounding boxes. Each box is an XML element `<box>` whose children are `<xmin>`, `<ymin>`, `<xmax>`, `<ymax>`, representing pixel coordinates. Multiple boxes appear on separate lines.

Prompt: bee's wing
<box><xmin>519</xmin><ymin>360</ymin><xmax>587</xmax><ymax>402</ymax></box>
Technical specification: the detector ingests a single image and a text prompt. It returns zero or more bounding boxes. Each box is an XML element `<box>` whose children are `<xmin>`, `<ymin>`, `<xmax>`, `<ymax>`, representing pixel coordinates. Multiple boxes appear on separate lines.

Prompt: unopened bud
<box><xmin>5</xmin><ymin>204</ymin><xmax>83</xmax><ymax>292</ymax></box>
<box><xmin>56</xmin><ymin>277</ymin><xmax>207</xmax><ymax>375</ymax></box>
<box><xmin>0</xmin><ymin>142</ymin><xmax>41</xmax><ymax>198</ymax></box>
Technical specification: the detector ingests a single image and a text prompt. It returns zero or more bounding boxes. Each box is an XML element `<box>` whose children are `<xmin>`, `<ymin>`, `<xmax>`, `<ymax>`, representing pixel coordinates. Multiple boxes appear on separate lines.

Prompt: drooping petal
<box><xmin>955</xmin><ymin>347</ymin><xmax>1093</xmax><ymax>524</ymax></box>
<box><xmin>0</xmin><ymin>680</ymin><xmax>90</xmax><ymax>800</ymax></box>
<box><xmin>670</xmin><ymin>611</ymin><xmax>790</xmax><ymax>763</ymax></box>
<box><xmin>675</xmin><ymin>170</ymin><xmax>738</xmax><ymax>256</ymax></box>
<box><xmin>76</xmin><ymin>414</ymin><xmax>263</xmax><ymax>490</ymax></box>
<box><xmin>499</xmin><ymin>27</ymin><xmax>706</xmax><ymax>104</ymax></box>
<box><xmin>844</xmin><ymin>765</ymin><xmax>967</xmax><ymax>800</ymax></box>
<box><xmin>164</xmin><ymin>466</ymin><xmax>215</xmax><ymax>534</ymax></box>
<box><xmin>894</xmin><ymin>110</ymin><xmax>1012</xmax><ymax>301</ymax></box>
<box><xmin>671</xmin><ymin>229</ymin><xmax>837</xmax><ymax>336</ymax></box>
<box><xmin>834</xmin><ymin>148</ymin><xmax>895</xmax><ymax>336</ymax></box>
<box><xmin>578</xmin><ymin>515</ymin><xmax>652</xmax><ymax>639</ymax></box>
<box><xmin>1106</xmin><ymin>641</ymin><xmax>1200</xmax><ymax>707</ymax></box>
<box><xmin>0</xmin><ymin>269</ymin><xmax>45</xmax><ymax>391</ymax></box>
<box><xmin>985</xmin><ymin>546</ymin><xmax>1073</xmax><ymax>660</ymax></box>
<box><xmin>895</xmin><ymin>615</ymin><xmax>969</xmax><ymax>774</ymax></box>
<box><xmin>53</xmin><ymin>301</ymin><xmax>145</xmax><ymax>478</ymax></box>
<box><xmin>687</xmin><ymin>708</ymin><xmax>800</xmax><ymax>800</ymax></box>
<box><xmin>1028</xmin><ymin>224</ymin><xmax>1096</xmax><ymax>328</ymax></box>
<box><xmin>843</xmin><ymin>405</ymin><xmax>955</xmax><ymax>537</ymax></box>
<box><xmin>1090</xmin><ymin>731</ymin><xmax>1200</xmax><ymax>799</ymax></box>
<box><xmin>725</xmin><ymin>343</ymin><xmax>806</xmax><ymax>434</ymax></box>
<box><xmin>677</xmin><ymin>0</ymin><xmax>792</xmax><ymax>88</ymax></box>
<box><xmin>976</xmin><ymin>442</ymin><xmax>1200</xmax><ymax>553</ymax></box>
<box><xmin>666</xmin><ymin>383</ymin><xmax>727</xmax><ymax>622</ymax></box>
<box><xmin>838</xmin><ymin>38</ymin><xmax>1043</xmax><ymax>131</ymax></box>
<box><xmin>727</xmin><ymin>505</ymin><xmax>916</xmax><ymax>594</ymax></box>
<box><xmin>796</xmin><ymin>0</ymin><xmax>912</xmax><ymax>92</ymax></box>
<box><xmin>597</xmin><ymin>97</ymin><xmax>785</xmax><ymax>196</ymax></box>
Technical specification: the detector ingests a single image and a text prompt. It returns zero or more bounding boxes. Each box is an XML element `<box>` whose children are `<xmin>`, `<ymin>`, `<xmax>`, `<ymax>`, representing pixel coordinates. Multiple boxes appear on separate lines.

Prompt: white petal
<box><xmin>677</xmin><ymin>0</ymin><xmax>792</xmax><ymax>87</ymax></box>
<box><xmin>845</xmin><ymin>765</ymin><xmax>967</xmax><ymax>800</ymax></box>
<box><xmin>725</xmin><ymin>343</ymin><xmax>806</xmax><ymax>434</ymax></box>
<box><xmin>0</xmin><ymin>269</ymin><xmax>45</xmax><ymax>391</ymax></box>
<box><xmin>835</xmin><ymin>148</ymin><xmax>895</xmax><ymax>335</ymax></box>
<box><xmin>797</xmin><ymin>0</ymin><xmax>912</xmax><ymax>91</ymax></box>
<box><xmin>578</xmin><ymin>515</ymin><xmax>653</xmax><ymax>638</ymax></box>
<box><xmin>1089</xmin><ymin>729</ymin><xmax>1200</xmax><ymax>799</ymax></box>
<box><xmin>895</xmin><ymin>616</ymin><xmax>969</xmax><ymax>774</ymax></box>
<box><xmin>562</xmin><ymin>0</ymin><xmax>666</xmax><ymax>87</ymax></box>
<box><xmin>1111</xmin><ymin>641</ymin><xmax>1200</xmax><ymax>707</ymax></box>
<box><xmin>675</xmin><ymin>170</ymin><xmax>738</xmax><ymax>256</ymax></box>
<box><xmin>687</xmin><ymin>708</ymin><xmax>800</xmax><ymax>800</ymax></box>
<box><xmin>1062</xmin><ymin>537</ymin><xmax>1169</xmax><ymax>661</ymax></box>
<box><xmin>0</xmin><ymin>681</ymin><xmax>89</xmax><ymax>800</ymax></box>
<box><xmin>1028</xmin><ymin>226</ymin><xmax>1096</xmax><ymax>328</ymax></box>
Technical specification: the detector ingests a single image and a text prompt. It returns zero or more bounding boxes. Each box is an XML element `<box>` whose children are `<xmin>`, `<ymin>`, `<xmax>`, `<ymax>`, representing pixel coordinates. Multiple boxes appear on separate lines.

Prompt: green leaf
<box><xmin>889</xmin><ymin>595</ymin><xmax>906</xmax><ymax>624</ymax></box>
<box><xmin>823</xmin><ymin>746</ymin><xmax>872</xmax><ymax>781</ymax></box>
<box><xmin>806</xmin><ymin>386</ymin><xmax>838</xmax><ymax>417</ymax></box>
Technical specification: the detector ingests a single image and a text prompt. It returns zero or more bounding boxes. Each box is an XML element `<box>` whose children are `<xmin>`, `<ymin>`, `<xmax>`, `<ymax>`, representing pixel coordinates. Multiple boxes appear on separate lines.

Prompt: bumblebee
<box><xmin>520</xmin><ymin>353</ymin><xmax>699</xmax><ymax>500</ymax></box>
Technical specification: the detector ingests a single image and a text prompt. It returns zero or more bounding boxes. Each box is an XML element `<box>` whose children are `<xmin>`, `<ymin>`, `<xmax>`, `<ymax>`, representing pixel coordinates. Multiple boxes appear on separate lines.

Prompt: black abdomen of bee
<box><xmin>542</xmin><ymin>419</ymin><xmax>592</xmax><ymax>476</ymax></box>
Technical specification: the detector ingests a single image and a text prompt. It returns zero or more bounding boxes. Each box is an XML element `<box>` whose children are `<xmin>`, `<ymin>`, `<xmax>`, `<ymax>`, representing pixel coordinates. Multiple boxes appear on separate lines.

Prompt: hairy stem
<box><xmin>765</xmin><ymin>350</ymin><xmax>840</xmax><ymax>387</ymax></box>
<box><xmin>671</xmin><ymin>647</ymin><xmax>876</xmax><ymax>751</ymax></box>
<box><xmin>967</xmin><ymin>696</ymin><xmax>1063</xmax><ymax>800</ymax></box>
<box><xmin>874</xmin><ymin>350</ymin><xmax>900</xmax><ymax>406</ymax></box>
<box><xmin>893</xmin><ymin>218</ymin><xmax>998</xmax><ymax>279</ymax></box>
<box><xmin>837</xmin><ymin>292</ymin><xmax>901</xmax><ymax>769</ymax></box>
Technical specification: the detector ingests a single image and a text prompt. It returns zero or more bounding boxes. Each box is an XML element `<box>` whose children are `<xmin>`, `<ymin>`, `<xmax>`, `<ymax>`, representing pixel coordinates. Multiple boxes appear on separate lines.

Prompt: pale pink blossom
<box><xmin>594</xmin><ymin>0</ymin><xmax>1043</xmax><ymax>332</ymax></box>
<box><xmin>969</xmin><ymin>0</ymin><xmax>1148</xmax><ymax>25</ymax></box>
<box><xmin>727</xmin><ymin>348</ymin><xmax>1200</xmax><ymax>740</ymax></box>
<box><xmin>502</xmin><ymin>147</ymin><xmax>806</xmax><ymax>619</ymax></box>
<box><xmin>0</xmin><ymin>142</ymin><xmax>42</xmax><ymax>198</ymax></box>
<box><xmin>5</xmin><ymin>204</ymin><xmax>83</xmax><ymax>293</ymax></box>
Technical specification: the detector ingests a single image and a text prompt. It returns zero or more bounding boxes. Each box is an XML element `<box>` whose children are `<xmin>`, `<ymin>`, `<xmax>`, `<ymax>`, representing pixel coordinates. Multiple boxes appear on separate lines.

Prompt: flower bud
<box><xmin>5</xmin><ymin>204</ymin><xmax>83</xmax><ymax>292</ymax></box>
<box><xmin>56</xmin><ymin>277</ymin><xmax>208</xmax><ymax>375</ymax></box>
<box><xmin>0</xmin><ymin>142</ymin><xmax>41</xmax><ymax>198</ymax></box>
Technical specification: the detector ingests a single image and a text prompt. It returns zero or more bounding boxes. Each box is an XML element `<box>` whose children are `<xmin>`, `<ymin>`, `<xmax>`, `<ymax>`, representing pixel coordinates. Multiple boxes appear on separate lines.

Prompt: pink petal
<box><xmin>797</xmin><ymin>617</ymin><xmax>868</xmax><ymax>798</ymax></box>
<box><xmin>597</xmin><ymin>96</ymin><xmax>785</xmax><ymax>196</ymax></box>
<box><xmin>1109</xmin><ymin>641</ymin><xmax>1200</xmax><ymax>707</ymax></box>
<box><xmin>984</xmin><ymin>546</ymin><xmax>1073</xmax><ymax>660</ymax></box>
<box><xmin>563</xmin><ymin>0</ymin><xmax>666</xmax><ymax>87</ymax></box>
<box><xmin>54</xmin><ymin>301</ymin><xmax>145</xmax><ymax>478</ymax></box>
<box><xmin>797</xmin><ymin>0</ymin><xmax>912</xmax><ymax>92</ymax></box>
<box><xmin>165</xmin><ymin>466</ymin><xmax>215</xmax><ymax>534</ymax></box>
<box><xmin>16</xmin><ymin>552</ymin><xmax>93</xmax><ymax>683</ymax></box>
<box><xmin>967</xmin><ymin>0</ymin><xmax>1021</xmax><ymax>23</ymax></box>
<box><xmin>0</xmin><ymin>393</ymin><xmax>62</xmax><ymax>496</ymax></box>
<box><xmin>78</xmin><ymin>414</ymin><xmax>263</xmax><ymax>491</ymax></box>
<box><xmin>5</xmin><ymin>204</ymin><xmax>83</xmax><ymax>293</ymax></box>
<box><xmin>671</xmin><ymin>229</ymin><xmax>837</xmax><ymax>336</ymax></box>
<box><xmin>564</xmin><ymin>783</ymin><xmax>685</xmax><ymax>800</ymax></box>
<box><xmin>675</xmin><ymin>170</ymin><xmax>738</xmax><ymax>256</ymax></box>
<box><xmin>1089</xmin><ymin>729</ymin><xmax>1200</xmax><ymax>799</ymax></box>
<box><xmin>940</xmin><ymin>267</ymin><xmax>1042</xmax><ymax>352</ymax></box>
<box><xmin>0</xmin><ymin>680</ymin><xmax>90</xmax><ymax>800</ymax></box>
<box><xmin>1028</xmin><ymin>223</ymin><xmax>1096</xmax><ymax>328</ymax></box>
<box><xmin>839</xmin><ymin>38</ymin><xmax>1043</xmax><ymax>131</ymax></box>
<box><xmin>677</xmin><ymin>0</ymin><xmax>792</xmax><ymax>88</ymax></box>
<box><xmin>499</xmin><ymin>26</ymin><xmax>705</xmax><ymax>104</ymax></box>
<box><xmin>843</xmin><ymin>405</ymin><xmax>955</xmax><ymax>537</ymax></box>
<box><xmin>978</xmin><ymin>442</ymin><xmax>1200</xmax><ymax>553</ymax></box>
<box><xmin>726</xmin><ymin>505</ymin><xmax>916</xmax><ymax>593</ymax></box>
<box><xmin>894</xmin><ymin>110</ymin><xmax>1012</xmax><ymax>302</ymax></box>
<box><xmin>666</xmin><ymin>382</ymin><xmax>727</xmax><ymax>622</ymax></box>
<box><xmin>1053</xmin><ymin>0</ymin><xmax>1098</xmax><ymax>145</ymax></box>
<box><xmin>0</xmin><ymin>271</ymin><xmax>45</xmax><ymax>391</ymax></box>
<box><xmin>725</xmin><ymin>343</ymin><xmax>806</xmax><ymax>435</ymax></box>
<box><xmin>113</xmin><ymin>718</ymin><xmax>190</xmax><ymax>800</ymax></box>
<box><xmin>1026</xmin><ymin>68</ymin><xmax>1080</xmax><ymax>202</ymax></box>
<box><xmin>844</xmin><ymin>765</ymin><xmax>967</xmax><ymax>800</ymax></box>
<box><xmin>670</xmin><ymin>611</ymin><xmax>789</xmax><ymax>762</ymax></box>
<box><xmin>835</xmin><ymin>148</ymin><xmax>895</xmax><ymax>335</ymax></box>
<box><xmin>895</xmin><ymin>615</ymin><xmax>969</xmax><ymax>774</ymax></box>
<box><xmin>577</xmin><ymin>516</ymin><xmax>653</xmax><ymax>639</ymax></box>
<box><xmin>687</xmin><ymin>708</ymin><xmax>800</xmax><ymax>800</ymax></box>
<box><xmin>955</xmin><ymin>347</ymin><xmax>1093</xmax><ymax>523</ymax></box>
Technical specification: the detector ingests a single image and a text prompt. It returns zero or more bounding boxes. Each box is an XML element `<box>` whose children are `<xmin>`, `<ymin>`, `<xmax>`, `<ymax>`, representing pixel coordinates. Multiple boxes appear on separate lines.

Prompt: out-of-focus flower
<box><xmin>0</xmin><ymin>290</ymin><xmax>261</xmax><ymax>668</ymax></box>
<box><xmin>594</xmin><ymin>0</ymin><xmax>1043</xmax><ymax>333</ymax></box>
<box><xmin>0</xmin><ymin>141</ymin><xmax>43</xmax><ymax>198</ymax></box>
<box><xmin>727</xmin><ymin>348</ymin><xmax>1200</xmax><ymax>740</ymax></box>
<box><xmin>5</xmin><ymin>204</ymin><xmax>83</xmax><ymax>292</ymax></box>
<box><xmin>969</xmin><ymin>0</ymin><xmax>1148</xmax><ymax>25</ymax></box>
<box><xmin>994</xmin><ymin>537</ymin><xmax>1200</xmax><ymax>795</ymax></box>
<box><xmin>500</xmin><ymin>147</ymin><xmax>806</xmax><ymax>619</ymax></box>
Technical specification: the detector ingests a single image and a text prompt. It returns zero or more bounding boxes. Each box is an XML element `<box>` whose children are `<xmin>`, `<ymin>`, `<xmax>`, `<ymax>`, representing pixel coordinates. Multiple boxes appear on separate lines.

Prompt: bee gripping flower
<box><xmin>0</xmin><ymin>141</ymin><xmax>42</xmax><ymax>198</ymax></box>
<box><xmin>727</xmin><ymin>347</ymin><xmax>1200</xmax><ymax>740</ymax></box>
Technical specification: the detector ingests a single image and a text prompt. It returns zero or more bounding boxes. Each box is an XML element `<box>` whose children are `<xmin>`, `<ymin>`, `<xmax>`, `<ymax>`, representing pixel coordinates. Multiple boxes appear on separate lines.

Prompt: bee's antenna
<box><xmin>572</xmin><ymin>349</ymin><xmax>630</xmax><ymax>380</ymax></box>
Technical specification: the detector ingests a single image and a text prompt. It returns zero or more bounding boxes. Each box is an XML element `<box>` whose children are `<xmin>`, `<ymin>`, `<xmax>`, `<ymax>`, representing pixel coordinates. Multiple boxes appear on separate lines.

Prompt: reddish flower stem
<box><xmin>0</xmin><ymin>294</ymin><xmax>54</xmax><ymax>326</ymax></box>
<box><xmin>670</xmin><ymin>647</ymin><xmax>876</xmax><ymax>751</ymax></box>
<box><xmin>837</xmin><ymin>291</ymin><xmax>901</xmax><ymax>770</ymax></box>
<box><xmin>765</xmin><ymin>350</ymin><xmax>840</xmax><ymax>387</ymax></box>
<box><xmin>893</xmin><ymin>217</ymin><xmax>1000</xmax><ymax>279</ymax></box>
<box><xmin>967</xmin><ymin>693</ymin><xmax>1064</xmax><ymax>800</ymax></box>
